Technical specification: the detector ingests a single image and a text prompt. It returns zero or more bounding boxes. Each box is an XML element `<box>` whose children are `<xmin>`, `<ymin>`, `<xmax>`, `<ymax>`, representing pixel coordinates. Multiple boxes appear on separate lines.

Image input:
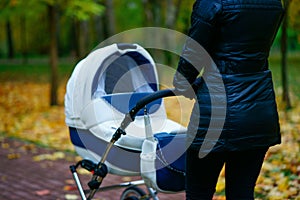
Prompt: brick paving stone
<box><xmin>0</xmin><ymin>137</ymin><xmax>185</xmax><ymax>200</ymax></box>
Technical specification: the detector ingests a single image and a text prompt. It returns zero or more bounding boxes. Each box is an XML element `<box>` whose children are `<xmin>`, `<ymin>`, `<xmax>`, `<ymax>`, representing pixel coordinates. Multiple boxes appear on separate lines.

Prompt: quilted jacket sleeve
<box><xmin>173</xmin><ymin>0</ymin><xmax>222</xmax><ymax>93</ymax></box>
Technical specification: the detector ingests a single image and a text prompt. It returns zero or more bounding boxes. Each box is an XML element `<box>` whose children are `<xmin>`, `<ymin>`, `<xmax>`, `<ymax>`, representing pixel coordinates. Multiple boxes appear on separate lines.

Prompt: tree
<box><xmin>141</xmin><ymin>0</ymin><xmax>185</xmax><ymax>65</ymax></box>
<box><xmin>48</xmin><ymin>4</ymin><xmax>59</xmax><ymax>106</ymax></box>
<box><xmin>0</xmin><ymin>0</ymin><xmax>104</xmax><ymax>105</ymax></box>
<box><xmin>5</xmin><ymin>19</ymin><xmax>14</xmax><ymax>59</ymax></box>
<box><xmin>164</xmin><ymin>0</ymin><xmax>183</xmax><ymax>65</ymax></box>
<box><xmin>64</xmin><ymin>0</ymin><xmax>105</xmax><ymax>59</ymax></box>
<box><xmin>289</xmin><ymin>0</ymin><xmax>300</xmax><ymax>31</ymax></box>
<box><xmin>0</xmin><ymin>1</ymin><xmax>17</xmax><ymax>59</ymax></box>
<box><xmin>281</xmin><ymin>0</ymin><xmax>292</xmax><ymax>109</ymax></box>
<box><xmin>44</xmin><ymin>0</ymin><xmax>104</xmax><ymax>105</ymax></box>
<box><xmin>104</xmin><ymin>0</ymin><xmax>116</xmax><ymax>37</ymax></box>
<box><xmin>19</xmin><ymin>14</ymin><xmax>28</xmax><ymax>64</ymax></box>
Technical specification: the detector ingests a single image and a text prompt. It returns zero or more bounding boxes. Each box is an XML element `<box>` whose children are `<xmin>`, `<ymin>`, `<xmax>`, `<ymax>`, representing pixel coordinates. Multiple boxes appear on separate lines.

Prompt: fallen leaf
<box><xmin>1</xmin><ymin>143</ymin><xmax>10</xmax><ymax>149</ymax></box>
<box><xmin>63</xmin><ymin>185</ymin><xmax>78</xmax><ymax>191</ymax></box>
<box><xmin>20</xmin><ymin>143</ymin><xmax>37</xmax><ymax>152</ymax></box>
<box><xmin>65</xmin><ymin>194</ymin><xmax>79</xmax><ymax>200</ymax></box>
<box><xmin>77</xmin><ymin>168</ymin><xmax>91</xmax><ymax>175</ymax></box>
<box><xmin>35</xmin><ymin>189</ymin><xmax>50</xmax><ymax>196</ymax></box>
<box><xmin>7</xmin><ymin>153</ymin><xmax>20</xmax><ymax>160</ymax></box>
<box><xmin>1</xmin><ymin>175</ymin><xmax>7</xmax><ymax>182</ymax></box>
<box><xmin>52</xmin><ymin>151</ymin><xmax>65</xmax><ymax>159</ymax></box>
<box><xmin>121</xmin><ymin>176</ymin><xmax>132</xmax><ymax>182</ymax></box>
<box><xmin>33</xmin><ymin>154</ymin><xmax>52</xmax><ymax>161</ymax></box>
<box><xmin>65</xmin><ymin>179</ymin><xmax>75</xmax><ymax>185</ymax></box>
<box><xmin>32</xmin><ymin>152</ymin><xmax>65</xmax><ymax>161</ymax></box>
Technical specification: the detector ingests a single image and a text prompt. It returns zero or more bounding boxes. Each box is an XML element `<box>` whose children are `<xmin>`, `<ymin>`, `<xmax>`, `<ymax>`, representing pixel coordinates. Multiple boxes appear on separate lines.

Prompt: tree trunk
<box><xmin>73</xmin><ymin>19</ymin><xmax>81</xmax><ymax>59</ymax></box>
<box><xmin>142</xmin><ymin>0</ymin><xmax>162</xmax><ymax>26</ymax></box>
<box><xmin>104</xmin><ymin>0</ymin><xmax>115</xmax><ymax>37</ymax></box>
<box><xmin>165</xmin><ymin>0</ymin><xmax>183</xmax><ymax>66</ymax></box>
<box><xmin>141</xmin><ymin>0</ymin><xmax>163</xmax><ymax>62</ymax></box>
<box><xmin>142</xmin><ymin>0</ymin><xmax>152</xmax><ymax>26</ymax></box>
<box><xmin>6</xmin><ymin>20</ymin><xmax>14</xmax><ymax>59</ymax></box>
<box><xmin>48</xmin><ymin>4</ymin><xmax>59</xmax><ymax>106</ymax></box>
<box><xmin>281</xmin><ymin>0</ymin><xmax>291</xmax><ymax>109</ymax></box>
<box><xmin>20</xmin><ymin>15</ymin><xmax>28</xmax><ymax>64</ymax></box>
<box><xmin>152</xmin><ymin>0</ymin><xmax>162</xmax><ymax>26</ymax></box>
<box><xmin>165</xmin><ymin>0</ymin><xmax>182</xmax><ymax>29</ymax></box>
<box><xmin>80</xmin><ymin>21</ymin><xmax>89</xmax><ymax>58</ymax></box>
<box><xmin>94</xmin><ymin>15</ymin><xmax>105</xmax><ymax>42</ymax></box>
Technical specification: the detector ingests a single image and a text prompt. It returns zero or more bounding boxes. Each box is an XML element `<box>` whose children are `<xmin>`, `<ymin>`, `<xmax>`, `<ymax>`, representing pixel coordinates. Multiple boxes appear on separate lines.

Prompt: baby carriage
<box><xmin>65</xmin><ymin>43</ymin><xmax>187</xmax><ymax>200</ymax></box>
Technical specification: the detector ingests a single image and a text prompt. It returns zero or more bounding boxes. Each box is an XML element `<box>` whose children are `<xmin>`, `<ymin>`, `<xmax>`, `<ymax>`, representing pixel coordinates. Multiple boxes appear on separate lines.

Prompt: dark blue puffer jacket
<box><xmin>173</xmin><ymin>0</ymin><xmax>283</xmax><ymax>152</ymax></box>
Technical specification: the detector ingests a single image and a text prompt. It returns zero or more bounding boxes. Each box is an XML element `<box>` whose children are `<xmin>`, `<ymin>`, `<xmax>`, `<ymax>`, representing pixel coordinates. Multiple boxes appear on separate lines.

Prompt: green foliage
<box><xmin>176</xmin><ymin>0</ymin><xmax>194</xmax><ymax>32</ymax></box>
<box><xmin>63</xmin><ymin>0</ymin><xmax>105</xmax><ymax>21</ymax></box>
<box><xmin>287</xmin><ymin>0</ymin><xmax>300</xmax><ymax>49</ymax></box>
<box><xmin>0</xmin><ymin>0</ymin><xmax>299</xmax><ymax>58</ymax></box>
<box><xmin>114</xmin><ymin>0</ymin><xmax>143</xmax><ymax>31</ymax></box>
<box><xmin>0</xmin><ymin>0</ymin><xmax>45</xmax><ymax>19</ymax></box>
<box><xmin>0</xmin><ymin>0</ymin><xmax>105</xmax><ymax>21</ymax></box>
<box><xmin>269</xmin><ymin>52</ymin><xmax>300</xmax><ymax>98</ymax></box>
<box><xmin>0</xmin><ymin>0</ymin><xmax>105</xmax><ymax>57</ymax></box>
<box><xmin>289</xmin><ymin>0</ymin><xmax>300</xmax><ymax>30</ymax></box>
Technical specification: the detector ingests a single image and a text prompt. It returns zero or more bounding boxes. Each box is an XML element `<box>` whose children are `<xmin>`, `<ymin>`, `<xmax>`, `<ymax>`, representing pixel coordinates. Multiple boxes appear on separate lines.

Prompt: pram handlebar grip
<box><xmin>119</xmin><ymin>88</ymin><xmax>177</xmax><ymax>131</ymax></box>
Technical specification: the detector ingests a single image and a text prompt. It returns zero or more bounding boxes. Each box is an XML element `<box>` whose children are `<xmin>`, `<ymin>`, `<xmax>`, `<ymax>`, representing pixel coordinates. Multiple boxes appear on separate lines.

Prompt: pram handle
<box><xmin>119</xmin><ymin>88</ymin><xmax>177</xmax><ymax>132</ymax></box>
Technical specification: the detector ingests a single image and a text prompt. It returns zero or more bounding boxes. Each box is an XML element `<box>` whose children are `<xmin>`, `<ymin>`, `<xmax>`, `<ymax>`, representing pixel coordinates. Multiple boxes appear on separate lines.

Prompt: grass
<box><xmin>0</xmin><ymin>57</ymin><xmax>75</xmax><ymax>83</ymax></box>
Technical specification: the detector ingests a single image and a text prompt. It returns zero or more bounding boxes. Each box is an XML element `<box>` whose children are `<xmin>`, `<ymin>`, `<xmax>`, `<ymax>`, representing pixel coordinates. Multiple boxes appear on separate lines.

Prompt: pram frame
<box><xmin>70</xmin><ymin>88</ymin><xmax>178</xmax><ymax>200</ymax></box>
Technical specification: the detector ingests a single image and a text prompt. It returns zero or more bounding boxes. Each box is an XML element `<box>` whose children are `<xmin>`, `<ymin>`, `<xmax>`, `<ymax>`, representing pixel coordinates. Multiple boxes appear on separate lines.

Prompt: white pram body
<box><xmin>65</xmin><ymin>43</ymin><xmax>187</xmax><ymax>198</ymax></box>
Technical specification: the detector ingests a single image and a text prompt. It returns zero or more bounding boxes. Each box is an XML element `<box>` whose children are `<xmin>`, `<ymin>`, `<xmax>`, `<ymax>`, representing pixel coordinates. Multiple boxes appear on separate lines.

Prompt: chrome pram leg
<box><xmin>70</xmin><ymin>165</ymin><xmax>87</xmax><ymax>200</ymax></box>
<box><xmin>146</xmin><ymin>187</ymin><xmax>159</xmax><ymax>200</ymax></box>
<box><xmin>69</xmin><ymin>159</ymin><xmax>108</xmax><ymax>200</ymax></box>
<box><xmin>86</xmin><ymin>143</ymin><xmax>113</xmax><ymax>199</ymax></box>
<box><xmin>87</xmin><ymin>127</ymin><xmax>126</xmax><ymax>199</ymax></box>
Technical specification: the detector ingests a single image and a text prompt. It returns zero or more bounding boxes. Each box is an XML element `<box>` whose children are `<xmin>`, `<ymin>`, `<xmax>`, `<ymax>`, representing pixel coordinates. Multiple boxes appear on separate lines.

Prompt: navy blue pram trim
<box><xmin>101</xmin><ymin>92</ymin><xmax>162</xmax><ymax>116</ymax></box>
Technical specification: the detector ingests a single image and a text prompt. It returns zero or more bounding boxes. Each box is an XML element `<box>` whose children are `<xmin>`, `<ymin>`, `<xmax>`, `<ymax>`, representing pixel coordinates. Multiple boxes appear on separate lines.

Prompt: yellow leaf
<box><xmin>122</xmin><ymin>176</ymin><xmax>132</xmax><ymax>182</ymax></box>
<box><xmin>33</xmin><ymin>154</ymin><xmax>52</xmax><ymax>161</ymax></box>
<box><xmin>1</xmin><ymin>143</ymin><xmax>10</xmax><ymax>149</ymax></box>
<box><xmin>77</xmin><ymin>168</ymin><xmax>91</xmax><ymax>175</ymax></box>
<box><xmin>7</xmin><ymin>153</ymin><xmax>20</xmax><ymax>160</ymax></box>
<box><xmin>277</xmin><ymin>177</ymin><xmax>289</xmax><ymax>192</ymax></box>
<box><xmin>52</xmin><ymin>151</ymin><xmax>65</xmax><ymax>159</ymax></box>
<box><xmin>65</xmin><ymin>194</ymin><xmax>79</xmax><ymax>200</ymax></box>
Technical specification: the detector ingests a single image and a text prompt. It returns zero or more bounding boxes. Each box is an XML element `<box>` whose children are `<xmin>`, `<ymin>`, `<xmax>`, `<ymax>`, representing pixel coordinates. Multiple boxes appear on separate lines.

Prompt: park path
<box><xmin>0</xmin><ymin>137</ymin><xmax>185</xmax><ymax>200</ymax></box>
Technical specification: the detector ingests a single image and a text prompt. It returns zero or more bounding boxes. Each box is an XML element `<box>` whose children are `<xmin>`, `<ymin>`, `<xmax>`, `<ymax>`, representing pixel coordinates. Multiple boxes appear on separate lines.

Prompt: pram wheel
<box><xmin>120</xmin><ymin>186</ymin><xmax>148</xmax><ymax>200</ymax></box>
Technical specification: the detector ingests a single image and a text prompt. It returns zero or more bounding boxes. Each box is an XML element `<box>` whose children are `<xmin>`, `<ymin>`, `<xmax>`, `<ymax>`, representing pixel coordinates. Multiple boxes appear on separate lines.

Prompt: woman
<box><xmin>173</xmin><ymin>0</ymin><xmax>284</xmax><ymax>199</ymax></box>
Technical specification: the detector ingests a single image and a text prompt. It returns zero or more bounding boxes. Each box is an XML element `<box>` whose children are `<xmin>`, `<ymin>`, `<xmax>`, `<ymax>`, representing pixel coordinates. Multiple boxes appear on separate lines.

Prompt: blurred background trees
<box><xmin>281</xmin><ymin>0</ymin><xmax>300</xmax><ymax>109</ymax></box>
<box><xmin>0</xmin><ymin>0</ymin><xmax>299</xmax><ymax>106</ymax></box>
<box><xmin>0</xmin><ymin>0</ymin><xmax>193</xmax><ymax>61</ymax></box>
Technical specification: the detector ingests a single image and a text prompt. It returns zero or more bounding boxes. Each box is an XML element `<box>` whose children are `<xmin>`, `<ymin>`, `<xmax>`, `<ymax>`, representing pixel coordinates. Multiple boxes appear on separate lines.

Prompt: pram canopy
<box><xmin>65</xmin><ymin>43</ymin><xmax>184</xmax><ymax>149</ymax></box>
<box><xmin>65</xmin><ymin>43</ymin><xmax>161</xmax><ymax>129</ymax></box>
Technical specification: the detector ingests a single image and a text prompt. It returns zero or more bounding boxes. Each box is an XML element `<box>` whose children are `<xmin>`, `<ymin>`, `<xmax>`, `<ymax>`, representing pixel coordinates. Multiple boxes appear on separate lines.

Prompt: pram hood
<box><xmin>65</xmin><ymin>43</ymin><xmax>162</xmax><ymax>129</ymax></box>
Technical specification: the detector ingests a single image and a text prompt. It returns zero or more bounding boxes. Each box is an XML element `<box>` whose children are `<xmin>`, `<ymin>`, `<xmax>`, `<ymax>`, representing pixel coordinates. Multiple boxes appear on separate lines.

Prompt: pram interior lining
<box><xmin>92</xmin><ymin>52</ymin><xmax>158</xmax><ymax>98</ymax></box>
